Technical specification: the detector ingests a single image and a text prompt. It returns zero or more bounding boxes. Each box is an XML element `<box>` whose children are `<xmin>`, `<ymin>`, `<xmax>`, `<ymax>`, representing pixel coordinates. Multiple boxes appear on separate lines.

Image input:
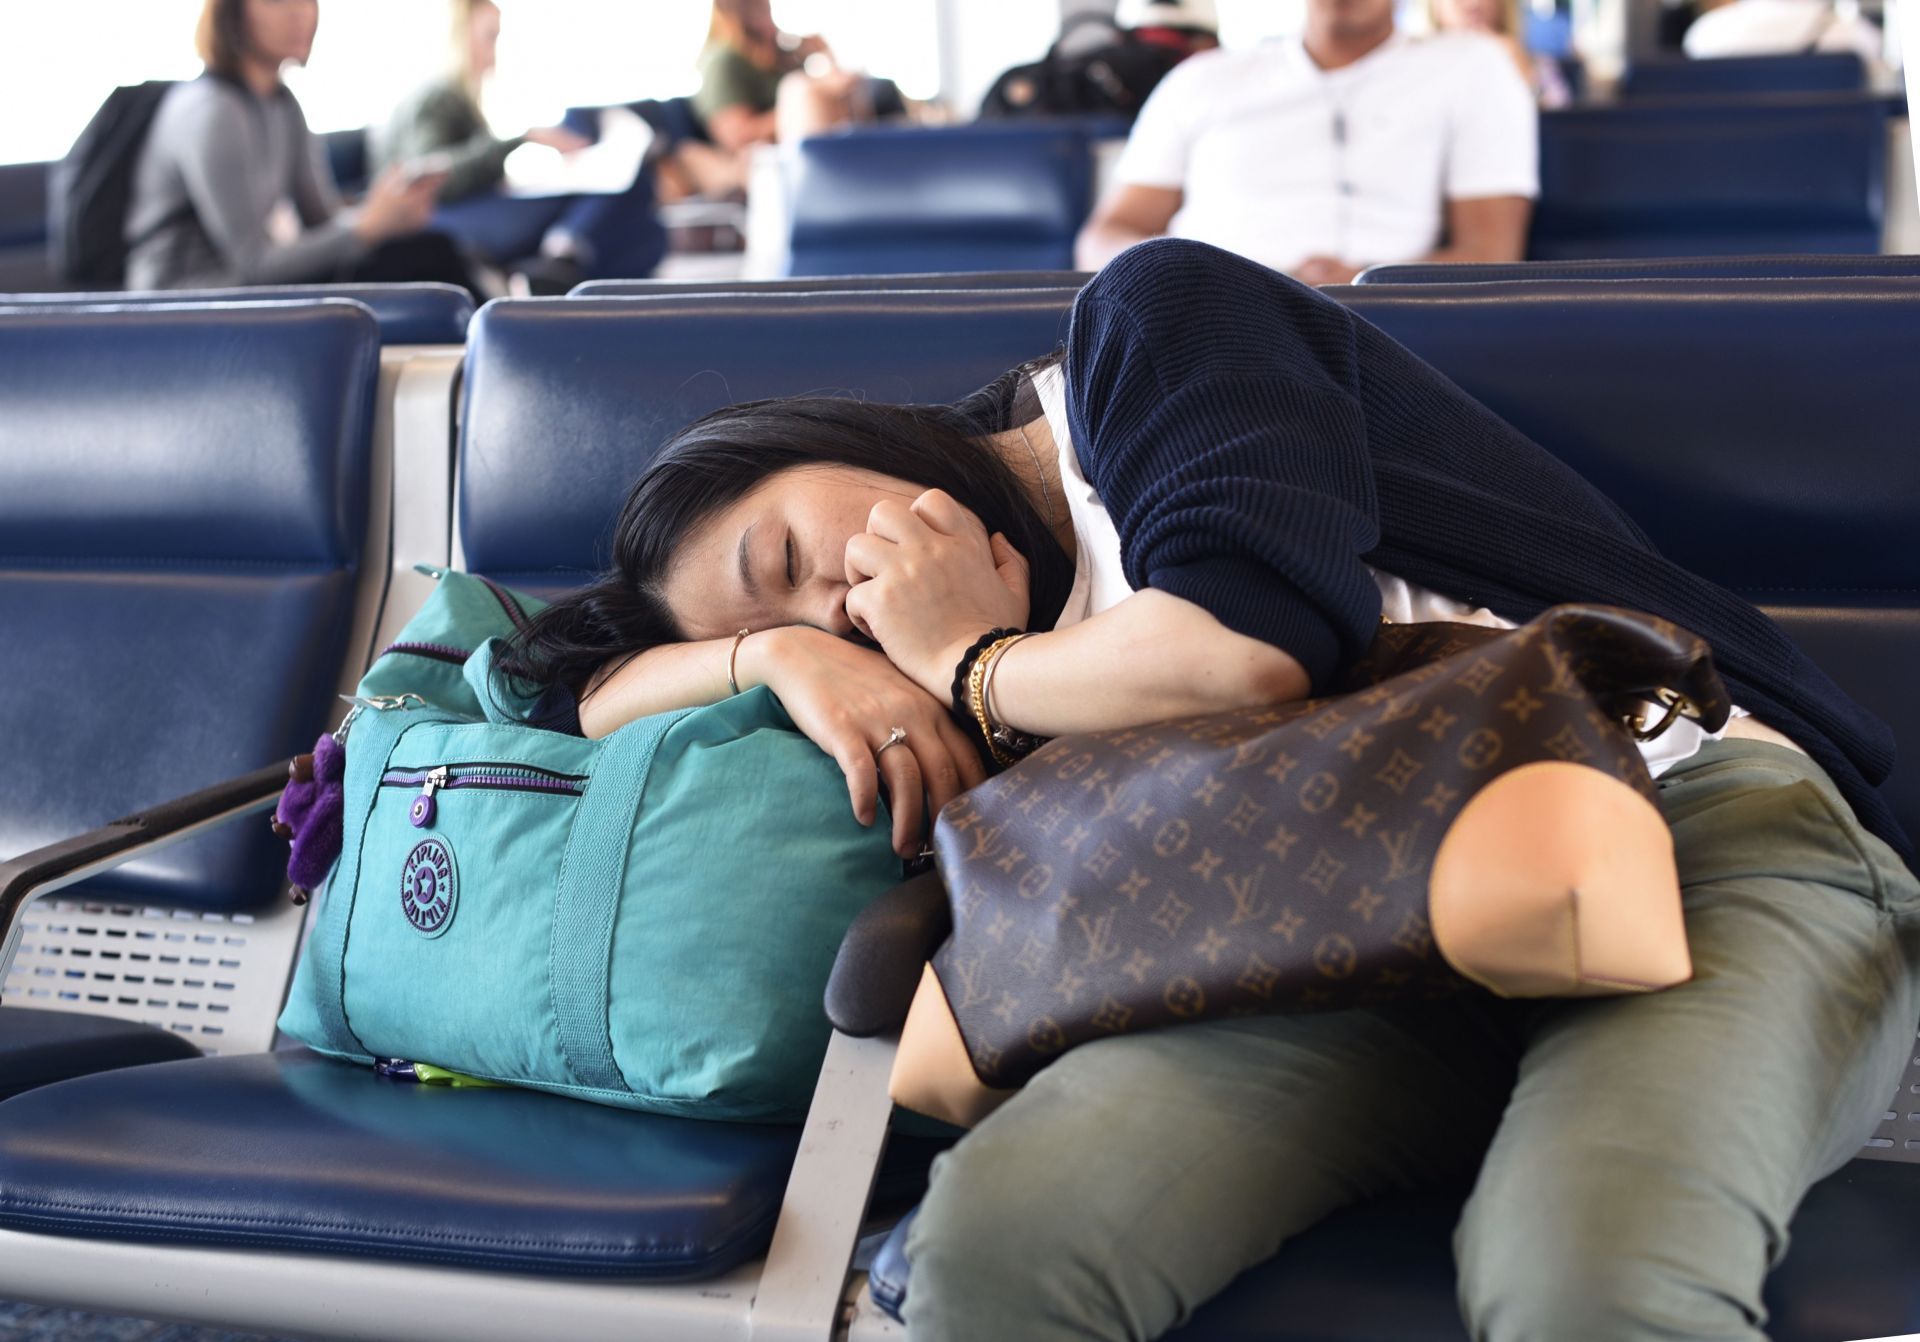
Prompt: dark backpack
<box><xmin>979</xmin><ymin>14</ymin><xmax>1188</xmax><ymax>120</ymax></box>
<box><xmin>50</xmin><ymin>80</ymin><xmax>178</xmax><ymax>287</ymax></box>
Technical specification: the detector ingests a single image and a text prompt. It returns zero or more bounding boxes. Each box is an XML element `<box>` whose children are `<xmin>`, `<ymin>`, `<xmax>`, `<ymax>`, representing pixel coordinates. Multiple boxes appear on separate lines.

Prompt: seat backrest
<box><xmin>786</xmin><ymin>125</ymin><xmax>1095</xmax><ymax>277</ymax></box>
<box><xmin>571</xmin><ymin>272</ymin><xmax>1093</xmax><ymax>298</ymax></box>
<box><xmin>1337</xmin><ymin>277</ymin><xmax>1920</xmax><ymax>838</ymax></box>
<box><xmin>458</xmin><ymin>289</ymin><xmax>1077</xmax><ymax>594</ymax></box>
<box><xmin>0</xmin><ymin>303</ymin><xmax>381</xmax><ymax>905</ymax></box>
<box><xmin>1622</xmin><ymin>52</ymin><xmax>1867</xmax><ymax>98</ymax></box>
<box><xmin>1532</xmin><ymin>95</ymin><xmax>1888</xmax><ymax>259</ymax></box>
<box><xmin>0</xmin><ymin>283</ymin><xmax>473</xmax><ymax>345</ymax></box>
<box><xmin>1355</xmin><ymin>254</ymin><xmax>1920</xmax><ymax>284</ymax></box>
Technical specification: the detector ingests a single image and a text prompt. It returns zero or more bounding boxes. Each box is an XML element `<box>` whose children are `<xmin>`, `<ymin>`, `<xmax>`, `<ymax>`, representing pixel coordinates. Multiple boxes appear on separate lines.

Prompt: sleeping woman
<box><xmin>508</xmin><ymin>238</ymin><xmax>1919</xmax><ymax>1342</ymax></box>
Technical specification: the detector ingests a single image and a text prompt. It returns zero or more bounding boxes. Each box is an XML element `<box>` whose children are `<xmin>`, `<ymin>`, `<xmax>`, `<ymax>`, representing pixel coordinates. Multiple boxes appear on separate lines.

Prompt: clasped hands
<box><xmin>844</xmin><ymin>489</ymin><xmax>1032</xmax><ymax>702</ymax></box>
<box><xmin>746</xmin><ymin>490</ymin><xmax>1030</xmax><ymax>859</ymax></box>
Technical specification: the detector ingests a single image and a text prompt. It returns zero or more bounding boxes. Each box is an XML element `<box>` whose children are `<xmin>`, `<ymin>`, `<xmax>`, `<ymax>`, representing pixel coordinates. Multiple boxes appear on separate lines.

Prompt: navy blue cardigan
<box><xmin>1065</xmin><ymin>239</ymin><xmax>1908</xmax><ymax>862</ymax></box>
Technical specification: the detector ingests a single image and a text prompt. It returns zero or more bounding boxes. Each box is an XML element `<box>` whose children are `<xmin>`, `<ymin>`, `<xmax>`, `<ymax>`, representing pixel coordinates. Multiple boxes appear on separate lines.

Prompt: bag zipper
<box><xmin>382</xmin><ymin>640</ymin><xmax>470</xmax><ymax>666</ymax></box>
<box><xmin>475</xmin><ymin>575</ymin><xmax>533</xmax><ymax>635</ymax></box>
<box><xmin>380</xmin><ymin>762</ymin><xmax>588</xmax><ymax>828</ymax></box>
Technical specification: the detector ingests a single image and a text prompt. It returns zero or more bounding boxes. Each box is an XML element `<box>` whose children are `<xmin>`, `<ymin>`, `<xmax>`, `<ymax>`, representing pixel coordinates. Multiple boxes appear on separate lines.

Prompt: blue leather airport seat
<box><xmin>460</xmin><ymin>289</ymin><xmax>1075</xmax><ymax>595</ymax></box>
<box><xmin>786</xmin><ymin>123</ymin><xmax>1097</xmax><ymax>276</ymax></box>
<box><xmin>1622</xmin><ymin>52</ymin><xmax>1867</xmax><ymax>98</ymax></box>
<box><xmin>0</xmin><ymin>302</ymin><xmax>378</xmax><ymax>1095</ymax></box>
<box><xmin>0</xmin><ymin>283</ymin><xmax>473</xmax><ymax>345</ymax></box>
<box><xmin>0</xmin><ymin>303</ymin><xmax>379</xmax><ymax>912</ymax></box>
<box><xmin>571</xmin><ymin>271</ymin><xmax>1091</xmax><ymax>297</ymax></box>
<box><xmin>1531</xmin><ymin>94</ymin><xmax>1889</xmax><ymax>258</ymax></box>
<box><xmin>0</xmin><ymin>160</ymin><xmax>53</xmax><ymax>291</ymax></box>
<box><xmin>1356</xmin><ymin>253</ymin><xmax>1920</xmax><ymax>284</ymax></box>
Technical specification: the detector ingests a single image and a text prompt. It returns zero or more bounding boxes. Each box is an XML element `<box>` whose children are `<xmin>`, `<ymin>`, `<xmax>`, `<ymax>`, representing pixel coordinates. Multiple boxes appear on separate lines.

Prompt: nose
<box><xmin>813</xmin><ymin>579</ymin><xmax>854</xmax><ymax>637</ymax></box>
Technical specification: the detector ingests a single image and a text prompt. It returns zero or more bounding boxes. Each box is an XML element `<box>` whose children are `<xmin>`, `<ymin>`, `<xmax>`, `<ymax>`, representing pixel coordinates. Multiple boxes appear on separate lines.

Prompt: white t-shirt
<box><xmin>1031</xmin><ymin>363</ymin><xmax>1752</xmax><ymax>777</ymax></box>
<box><xmin>1113</xmin><ymin>32</ymin><xmax>1539</xmax><ymax>275</ymax></box>
<box><xmin>1683</xmin><ymin>0</ymin><xmax>1883</xmax><ymax>63</ymax></box>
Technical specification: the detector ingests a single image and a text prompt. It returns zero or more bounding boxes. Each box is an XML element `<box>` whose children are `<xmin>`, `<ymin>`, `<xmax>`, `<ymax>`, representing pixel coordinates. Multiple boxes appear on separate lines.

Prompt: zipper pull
<box><xmin>410</xmin><ymin>766</ymin><xmax>449</xmax><ymax>829</ymax></box>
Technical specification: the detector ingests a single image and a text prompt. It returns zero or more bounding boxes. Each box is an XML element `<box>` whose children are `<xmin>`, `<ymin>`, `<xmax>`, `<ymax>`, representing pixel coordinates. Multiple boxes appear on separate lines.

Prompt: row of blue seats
<box><xmin>10</xmin><ymin>249</ymin><xmax>1920</xmax><ymax>358</ymax></box>
<box><xmin>776</xmin><ymin>92</ymin><xmax>1898</xmax><ymax>274</ymax></box>
<box><xmin>0</xmin><ymin>80</ymin><xmax>1902</xmax><ymax>290</ymax></box>
<box><xmin>1</xmin><ymin>272</ymin><xmax>1918</xmax><ymax>1338</ymax></box>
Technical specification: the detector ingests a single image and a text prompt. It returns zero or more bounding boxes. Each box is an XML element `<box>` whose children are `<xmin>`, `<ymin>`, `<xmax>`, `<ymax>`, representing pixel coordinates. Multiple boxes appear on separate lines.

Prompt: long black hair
<box><xmin>506</xmin><ymin>393</ymin><xmax>1075</xmax><ymax>697</ymax></box>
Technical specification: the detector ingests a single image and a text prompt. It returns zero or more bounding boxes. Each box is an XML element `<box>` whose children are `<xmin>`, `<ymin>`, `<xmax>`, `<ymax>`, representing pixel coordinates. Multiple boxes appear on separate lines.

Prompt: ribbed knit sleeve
<box><xmin>1066</xmin><ymin>238</ymin><xmax>1384</xmax><ymax>691</ymax></box>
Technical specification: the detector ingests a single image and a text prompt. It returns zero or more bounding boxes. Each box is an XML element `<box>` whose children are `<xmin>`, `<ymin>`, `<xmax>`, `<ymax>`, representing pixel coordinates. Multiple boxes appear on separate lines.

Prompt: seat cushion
<box><xmin>0</xmin><ymin>1049</ymin><xmax>941</xmax><ymax>1278</ymax></box>
<box><xmin>0</xmin><ymin>1008</ymin><xmax>200</xmax><ymax>1104</ymax></box>
<box><xmin>865</xmin><ymin>1159</ymin><xmax>1920</xmax><ymax>1340</ymax></box>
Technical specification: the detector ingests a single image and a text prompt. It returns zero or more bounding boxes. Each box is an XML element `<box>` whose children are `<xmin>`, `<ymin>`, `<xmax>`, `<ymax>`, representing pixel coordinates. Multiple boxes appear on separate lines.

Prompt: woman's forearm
<box><xmin>578</xmin><ymin>635</ymin><xmax>747</xmax><ymax>738</ymax></box>
<box><xmin>984</xmin><ymin>589</ymin><xmax>1311</xmax><ymax>738</ymax></box>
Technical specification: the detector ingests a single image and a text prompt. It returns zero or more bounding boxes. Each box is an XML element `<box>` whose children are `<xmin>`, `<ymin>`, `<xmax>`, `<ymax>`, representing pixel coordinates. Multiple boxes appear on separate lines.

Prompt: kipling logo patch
<box><xmin>400</xmin><ymin>838</ymin><xmax>458</xmax><ymax>937</ymax></box>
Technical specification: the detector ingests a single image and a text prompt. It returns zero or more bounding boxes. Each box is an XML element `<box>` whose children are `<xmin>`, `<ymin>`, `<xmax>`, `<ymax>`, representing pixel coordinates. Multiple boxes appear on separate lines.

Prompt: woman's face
<box><xmin>469</xmin><ymin>1</ymin><xmax>502</xmax><ymax>78</ymax></box>
<box><xmin>659</xmin><ymin>465</ymin><xmax>924</xmax><ymax>642</ymax></box>
<box><xmin>245</xmin><ymin>0</ymin><xmax>320</xmax><ymax>67</ymax></box>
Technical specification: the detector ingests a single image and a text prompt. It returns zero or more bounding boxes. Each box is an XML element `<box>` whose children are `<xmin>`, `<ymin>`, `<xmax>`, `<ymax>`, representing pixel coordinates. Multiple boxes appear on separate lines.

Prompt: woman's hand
<box><xmin>355</xmin><ymin>165</ymin><xmax>442</xmax><ymax>243</ymax></box>
<box><xmin>843</xmin><ymin>490</ymin><xmax>1031</xmax><ymax>700</ymax></box>
<box><xmin>738</xmin><ymin>625</ymin><xmax>987</xmax><ymax>857</ymax></box>
<box><xmin>524</xmin><ymin>126</ymin><xmax>592</xmax><ymax>155</ymax></box>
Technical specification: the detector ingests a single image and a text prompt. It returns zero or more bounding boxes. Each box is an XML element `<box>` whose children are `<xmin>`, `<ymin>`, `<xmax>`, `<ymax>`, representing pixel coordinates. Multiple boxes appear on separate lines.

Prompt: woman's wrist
<box><xmin>730</xmin><ymin>625</ymin><xmax>791</xmax><ymax>695</ymax></box>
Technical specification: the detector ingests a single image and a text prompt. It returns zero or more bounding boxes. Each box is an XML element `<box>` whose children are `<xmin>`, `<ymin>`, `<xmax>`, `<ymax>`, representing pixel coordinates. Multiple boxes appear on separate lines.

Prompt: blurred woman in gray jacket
<box><xmin>125</xmin><ymin>0</ymin><xmax>473</xmax><ymax>291</ymax></box>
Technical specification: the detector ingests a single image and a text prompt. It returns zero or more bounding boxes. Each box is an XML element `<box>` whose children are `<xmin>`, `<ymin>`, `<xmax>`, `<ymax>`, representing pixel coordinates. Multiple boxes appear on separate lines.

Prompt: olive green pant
<box><xmin>903</xmin><ymin>739</ymin><xmax>1920</xmax><ymax>1341</ymax></box>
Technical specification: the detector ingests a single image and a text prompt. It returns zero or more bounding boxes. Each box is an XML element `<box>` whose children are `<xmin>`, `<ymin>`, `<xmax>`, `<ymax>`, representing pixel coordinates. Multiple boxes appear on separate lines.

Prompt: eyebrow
<box><xmin>737</xmin><ymin>523</ymin><xmax>757</xmax><ymax>598</ymax></box>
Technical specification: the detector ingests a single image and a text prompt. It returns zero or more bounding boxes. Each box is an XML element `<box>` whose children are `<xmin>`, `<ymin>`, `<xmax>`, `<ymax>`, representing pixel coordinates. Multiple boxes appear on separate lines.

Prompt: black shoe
<box><xmin>507</xmin><ymin>254</ymin><xmax>587</xmax><ymax>297</ymax></box>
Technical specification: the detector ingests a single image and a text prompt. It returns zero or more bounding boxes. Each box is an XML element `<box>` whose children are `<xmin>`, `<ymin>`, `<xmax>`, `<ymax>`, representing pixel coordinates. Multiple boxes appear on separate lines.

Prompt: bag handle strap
<box><xmin>547</xmin><ymin>707</ymin><xmax>689</xmax><ymax>1093</ymax></box>
<box><xmin>303</xmin><ymin>704</ymin><xmax>460</xmax><ymax>1058</ymax></box>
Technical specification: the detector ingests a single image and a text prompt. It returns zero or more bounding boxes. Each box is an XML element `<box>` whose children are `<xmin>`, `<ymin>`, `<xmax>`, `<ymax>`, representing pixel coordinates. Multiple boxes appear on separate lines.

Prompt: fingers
<box><xmin>842</xmin><ymin>578</ymin><xmax>875</xmax><ymax>642</ymax></box>
<box><xmin>875</xmin><ymin>740</ymin><xmax>925</xmax><ymax>857</ymax></box>
<box><xmin>844</xmin><ymin>531</ymin><xmax>890</xmax><ymax>584</ymax></box>
<box><xmin>926</xmin><ymin>711</ymin><xmax>988</xmax><ymax>801</ymax></box>
<box><xmin>830</xmin><ymin>734</ymin><xmax>880</xmax><ymax>829</ymax></box>
<box><xmin>990</xmin><ymin>532</ymin><xmax>1030</xmax><ymax>607</ymax></box>
<box><xmin>909</xmin><ymin>489</ymin><xmax>986</xmax><ymax>540</ymax></box>
<box><xmin>865</xmin><ymin>498</ymin><xmax>928</xmax><ymax>544</ymax></box>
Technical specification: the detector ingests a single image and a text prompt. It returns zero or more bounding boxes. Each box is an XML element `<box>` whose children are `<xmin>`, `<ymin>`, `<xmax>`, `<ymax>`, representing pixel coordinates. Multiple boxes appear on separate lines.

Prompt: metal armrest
<box><xmin>1</xmin><ymin>760</ymin><xmax>292</xmax><ymax>994</ymax></box>
<box><xmin>824</xmin><ymin>871</ymin><xmax>952</xmax><ymax>1037</ymax></box>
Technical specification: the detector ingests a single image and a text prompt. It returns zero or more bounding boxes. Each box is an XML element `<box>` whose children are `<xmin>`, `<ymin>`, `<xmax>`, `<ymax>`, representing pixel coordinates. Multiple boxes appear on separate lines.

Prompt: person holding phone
<box><xmin>126</xmin><ymin>0</ymin><xmax>477</xmax><ymax>292</ymax></box>
<box><xmin>376</xmin><ymin>0</ymin><xmax>665</xmax><ymax>291</ymax></box>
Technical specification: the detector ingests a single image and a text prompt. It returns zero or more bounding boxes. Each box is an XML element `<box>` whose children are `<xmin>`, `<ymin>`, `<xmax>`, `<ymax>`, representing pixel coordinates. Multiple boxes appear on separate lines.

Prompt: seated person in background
<box><xmin>377</xmin><ymin>0</ymin><xmax>662</xmax><ymax>289</ymax></box>
<box><xmin>377</xmin><ymin>0</ymin><xmax>588</xmax><ymax>205</ymax></box>
<box><xmin>1076</xmin><ymin>0</ymin><xmax>1538</xmax><ymax>284</ymax></box>
<box><xmin>679</xmin><ymin>0</ymin><xmax>905</xmax><ymax>198</ymax></box>
<box><xmin>1683</xmin><ymin>0</ymin><xmax>1883</xmax><ymax>68</ymax></box>
<box><xmin>127</xmin><ymin>0</ymin><xmax>474</xmax><ymax>292</ymax></box>
<box><xmin>1429</xmin><ymin>0</ymin><xmax>1573</xmax><ymax>105</ymax></box>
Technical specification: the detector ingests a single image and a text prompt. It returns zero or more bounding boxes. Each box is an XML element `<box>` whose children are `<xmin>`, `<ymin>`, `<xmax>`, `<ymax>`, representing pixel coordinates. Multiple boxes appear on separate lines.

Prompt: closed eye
<box><xmin>785</xmin><ymin>532</ymin><xmax>796</xmax><ymax>587</ymax></box>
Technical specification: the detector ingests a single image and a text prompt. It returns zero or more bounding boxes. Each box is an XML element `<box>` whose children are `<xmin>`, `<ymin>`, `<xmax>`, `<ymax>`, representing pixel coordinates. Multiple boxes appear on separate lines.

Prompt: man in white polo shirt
<box><xmin>1077</xmin><ymin>0</ymin><xmax>1539</xmax><ymax>283</ymax></box>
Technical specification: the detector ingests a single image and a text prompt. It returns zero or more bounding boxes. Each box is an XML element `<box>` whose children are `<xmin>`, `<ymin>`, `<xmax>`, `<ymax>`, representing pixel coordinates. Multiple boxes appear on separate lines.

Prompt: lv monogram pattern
<box><xmin>931</xmin><ymin>605</ymin><xmax>1726</xmax><ymax>1089</ymax></box>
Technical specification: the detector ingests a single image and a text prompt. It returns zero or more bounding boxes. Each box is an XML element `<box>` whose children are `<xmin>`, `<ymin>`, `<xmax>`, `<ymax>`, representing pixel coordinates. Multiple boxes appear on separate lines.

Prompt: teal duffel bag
<box><xmin>279</xmin><ymin>570</ymin><xmax>903</xmax><ymax>1121</ymax></box>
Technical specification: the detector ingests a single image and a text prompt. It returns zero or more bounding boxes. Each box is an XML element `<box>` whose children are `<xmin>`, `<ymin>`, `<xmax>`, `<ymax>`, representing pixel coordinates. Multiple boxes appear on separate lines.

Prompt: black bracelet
<box><xmin>949</xmin><ymin>627</ymin><xmax>1023</xmax><ymax>720</ymax></box>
